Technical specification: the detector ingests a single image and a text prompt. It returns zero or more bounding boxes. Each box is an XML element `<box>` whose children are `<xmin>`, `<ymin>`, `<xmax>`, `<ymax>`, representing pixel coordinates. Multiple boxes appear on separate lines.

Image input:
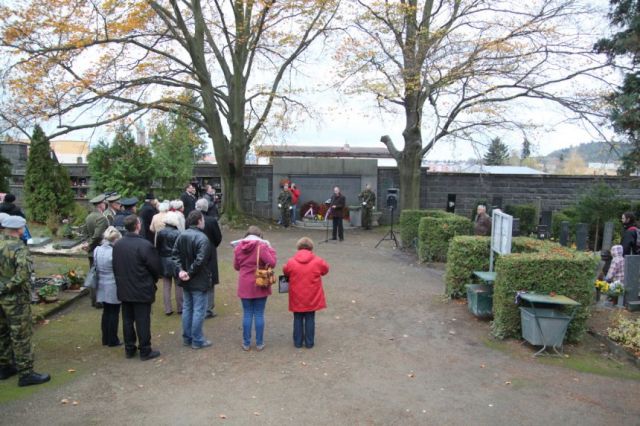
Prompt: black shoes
<box><xmin>18</xmin><ymin>372</ymin><xmax>51</xmax><ymax>387</ymax></box>
<box><xmin>140</xmin><ymin>350</ymin><xmax>161</xmax><ymax>361</ymax></box>
<box><xmin>0</xmin><ymin>365</ymin><xmax>18</xmax><ymax>380</ymax></box>
<box><xmin>125</xmin><ymin>349</ymin><xmax>137</xmax><ymax>359</ymax></box>
<box><xmin>205</xmin><ymin>311</ymin><xmax>217</xmax><ymax>319</ymax></box>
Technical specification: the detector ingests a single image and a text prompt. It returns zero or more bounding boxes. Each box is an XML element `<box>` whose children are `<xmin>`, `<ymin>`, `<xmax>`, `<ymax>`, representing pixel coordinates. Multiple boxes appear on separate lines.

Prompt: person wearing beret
<box><xmin>0</xmin><ymin>215</ymin><xmax>51</xmax><ymax>386</ymax></box>
<box><xmin>0</xmin><ymin>194</ymin><xmax>25</xmax><ymax>218</ymax></box>
<box><xmin>83</xmin><ymin>194</ymin><xmax>109</xmax><ymax>308</ymax></box>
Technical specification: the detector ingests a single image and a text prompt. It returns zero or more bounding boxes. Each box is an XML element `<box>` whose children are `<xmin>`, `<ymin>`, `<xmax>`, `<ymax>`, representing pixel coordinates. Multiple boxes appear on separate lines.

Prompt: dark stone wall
<box><xmin>378</xmin><ymin>167</ymin><xmax>640</xmax><ymax>221</ymax></box>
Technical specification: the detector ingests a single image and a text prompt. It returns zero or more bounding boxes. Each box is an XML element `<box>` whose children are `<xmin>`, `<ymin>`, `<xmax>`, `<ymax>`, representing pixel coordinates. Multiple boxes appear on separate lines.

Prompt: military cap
<box><xmin>120</xmin><ymin>197</ymin><xmax>138</xmax><ymax>207</ymax></box>
<box><xmin>2</xmin><ymin>215</ymin><xmax>26</xmax><ymax>229</ymax></box>
<box><xmin>144</xmin><ymin>193</ymin><xmax>155</xmax><ymax>201</ymax></box>
<box><xmin>106</xmin><ymin>193</ymin><xmax>121</xmax><ymax>203</ymax></box>
<box><xmin>89</xmin><ymin>194</ymin><xmax>106</xmax><ymax>204</ymax></box>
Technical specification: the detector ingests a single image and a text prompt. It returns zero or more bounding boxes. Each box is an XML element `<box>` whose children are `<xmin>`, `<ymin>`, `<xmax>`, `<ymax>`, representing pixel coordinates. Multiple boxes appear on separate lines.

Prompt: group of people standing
<box><xmin>85</xmin><ymin>184</ymin><xmax>222</xmax><ymax>361</ymax></box>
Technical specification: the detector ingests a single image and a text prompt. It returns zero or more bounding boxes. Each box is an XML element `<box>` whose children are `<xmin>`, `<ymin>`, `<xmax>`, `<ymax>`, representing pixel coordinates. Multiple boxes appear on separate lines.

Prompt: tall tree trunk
<box><xmin>397</xmin><ymin>152</ymin><xmax>422</xmax><ymax>210</ymax></box>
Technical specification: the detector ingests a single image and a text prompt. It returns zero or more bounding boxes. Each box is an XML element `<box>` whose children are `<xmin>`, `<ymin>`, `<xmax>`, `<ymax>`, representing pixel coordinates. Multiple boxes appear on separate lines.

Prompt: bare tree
<box><xmin>0</xmin><ymin>0</ymin><xmax>339</xmax><ymax>217</ymax></box>
<box><xmin>337</xmin><ymin>0</ymin><xmax>611</xmax><ymax>209</ymax></box>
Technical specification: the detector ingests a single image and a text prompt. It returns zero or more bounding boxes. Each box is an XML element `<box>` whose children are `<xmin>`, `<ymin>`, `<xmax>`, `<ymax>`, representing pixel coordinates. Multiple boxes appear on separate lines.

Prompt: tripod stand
<box><xmin>376</xmin><ymin>206</ymin><xmax>399</xmax><ymax>248</ymax></box>
<box><xmin>319</xmin><ymin>205</ymin><xmax>334</xmax><ymax>244</ymax></box>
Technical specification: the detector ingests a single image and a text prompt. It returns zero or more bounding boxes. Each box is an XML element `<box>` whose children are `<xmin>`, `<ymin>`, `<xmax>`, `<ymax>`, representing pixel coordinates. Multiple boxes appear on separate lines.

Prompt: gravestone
<box><xmin>601</xmin><ymin>221</ymin><xmax>614</xmax><ymax>251</ymax></box>
<box><xmin>511</xmin><ymin>218</ymin><xmax>520</xmax><ymax>237</ymax></box>
<box><xmin>540</xmin><ymin>210</ymin><xmax>552</xmax><ymax>228</ymax></box>
<box><xmin>57</xmin><ymin>239</ymin><xmax>84</xmax><ymax>249</ymax></box>
<box><xmin>27</xmin><ymin>237</ymin><xmax>52</xmax><ymax>247</ymax></box>
<box><xmin>624</xmin><ymin>255</ymin><xmax>640</xmax><ymax>305</ymax></box>
<box><xmin>576</xmin><ymin>223</ymin><xmax>588</xmax><ymax>251</ymax></box>
<box><xmin>559</xmin><ymin>221</ymin><xmax>569</xmax><ymax>247</ymax></box>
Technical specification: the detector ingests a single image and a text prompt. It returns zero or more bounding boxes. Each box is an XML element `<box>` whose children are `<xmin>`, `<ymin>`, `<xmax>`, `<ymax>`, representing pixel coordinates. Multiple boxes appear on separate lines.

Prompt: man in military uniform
<box><xmin>358</xmin><ymin>184</ymin><xmax>376</xmax><ymax>230</ymax></box>
<box><xmin>104</xmin><ymin>193</ymin><xmax>122</xmax><ymax>225</ymax></box>
<box><xmin>83</xmin><ymin>194</ymin><xmax>109</xmax><ymax>308</ymax></box>
<box><xmin>277</xmin><ymin>183</ymin><xmax>292</xmax><ymax>228</ymax></box>
<box><xmin>0</xmin><ymin>216</ymin><xmax>50</xmax><ymax>386</ymax></box>
<box><xmin>113</xmin><ymin>197</ymin><xmax>138</xmax><ymax>234</ymax></box>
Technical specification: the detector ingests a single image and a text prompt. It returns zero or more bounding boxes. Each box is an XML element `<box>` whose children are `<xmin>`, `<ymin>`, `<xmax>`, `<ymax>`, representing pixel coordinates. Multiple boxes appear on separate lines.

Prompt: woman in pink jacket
<box><xmin>283</xmin><ymin>237</ymin><xmax>329</xmax><ymax>348</ymax></box>
<box><xmin>233</xmin><ymin>226</ymin><xmax>277</xmax><ymax>351</ymax></box>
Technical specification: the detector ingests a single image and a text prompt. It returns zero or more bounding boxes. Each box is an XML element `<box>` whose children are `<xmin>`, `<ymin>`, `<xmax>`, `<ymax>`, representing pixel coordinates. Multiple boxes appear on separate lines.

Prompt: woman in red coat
<box><xmin>283</xmin><ymin>237</ymin><xmax>329</xmax><ymax>348</ymax></box>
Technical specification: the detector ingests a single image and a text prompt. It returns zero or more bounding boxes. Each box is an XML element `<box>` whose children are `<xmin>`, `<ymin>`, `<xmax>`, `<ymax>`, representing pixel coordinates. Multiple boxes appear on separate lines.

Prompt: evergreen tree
<box><xmin>595</xmin><ymin>0</ymin><xmax>640</xmax><ymax>175</ymax></box>
<box><xmin>24</xmin><ymin>125</ymin><xmax>75</xmax><ymax>222</ymax></box>
<box><xmin>483</xmin><ymin>137</ymin><xmax>509</xmax><ymax>166</ymax></box>
<box><xmin>0</xmin><ymin>152</ymin><xmax>12</xmax><ymax>193</ymax></box>
<box><xmin>150</xmin><ymin>121</ymin><xmax>195</xmax><ymax>199</ymax></box>
<box><xmin>521</xmin><ymin>138</ymin><xmax>531</xmax><ymax>160</ymax></box>
<box><xmin>87</xmin><ymin>126</ymin><xmax>155</xmax><ymax>198</ymax></box>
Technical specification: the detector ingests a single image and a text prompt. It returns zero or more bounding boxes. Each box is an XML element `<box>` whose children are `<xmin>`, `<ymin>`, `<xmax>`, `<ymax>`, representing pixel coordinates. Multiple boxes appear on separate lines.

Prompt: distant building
<box><xmin>49</xmin><ymin>139</ymin><xmax>90</xmax><ymax>164</ymax></box>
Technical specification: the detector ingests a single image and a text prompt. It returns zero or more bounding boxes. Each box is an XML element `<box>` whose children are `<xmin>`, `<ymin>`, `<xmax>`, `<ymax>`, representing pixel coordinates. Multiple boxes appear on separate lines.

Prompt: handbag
<box><xmin>255</xmin><ymin>244</ymin><xmax>275</xmax><ymax>287</ymax></box>
<box><xmin>84</xmin><ymin>263</ymin><xmax>99</xmax><ymax>290</ymax></box>
<box><xmin>278</xmin><ymin>275</ymin><xmax>289</xmax><ymax>294</ymax></box>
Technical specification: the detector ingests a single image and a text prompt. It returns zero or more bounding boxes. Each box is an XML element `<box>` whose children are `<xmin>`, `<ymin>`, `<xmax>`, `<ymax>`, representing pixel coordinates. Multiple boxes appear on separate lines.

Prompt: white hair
<box><xmin>170</xmin><ymin>199</ymin><xmax>184</xmax><ymax>210</ymax></box>
<box><xmin>163</xmin><ymin>211</ymin><xmax>181</xmax><ymax>227</ymax></box>
<box><xmin>196</xmin><ymin>198</ymin><xmax>209</xmax><ymax>212</ymax></box>
<box><xmin>103</xmin><ymin>226</ymin><xmax>122</xmax><ymax>243</ymax></box>
<box><xmin>158</xmin><ymin>201</ymin><xmax>170</xmax><ymax>213</ymax></box>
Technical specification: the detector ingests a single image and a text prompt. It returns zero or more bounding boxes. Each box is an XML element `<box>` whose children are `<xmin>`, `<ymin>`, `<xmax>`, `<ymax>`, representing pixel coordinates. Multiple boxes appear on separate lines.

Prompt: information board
<box><xmin>491</xmin><ymin>210</ymin><xmax>513</xmax><ymax>255</ymax></box>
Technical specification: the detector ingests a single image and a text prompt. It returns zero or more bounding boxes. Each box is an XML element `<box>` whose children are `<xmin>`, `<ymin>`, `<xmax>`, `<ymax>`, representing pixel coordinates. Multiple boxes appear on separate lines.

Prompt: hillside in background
<box><xmin>544</xmin><ymin>142</ymin><xmax>630</xmax><ymax>163</ymax></box>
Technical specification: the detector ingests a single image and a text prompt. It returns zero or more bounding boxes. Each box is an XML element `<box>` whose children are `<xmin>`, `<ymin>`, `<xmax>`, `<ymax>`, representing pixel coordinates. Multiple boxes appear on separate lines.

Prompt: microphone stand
<box><xmin>319</xmin><ymin>201</ymin><xmax>333</xmax><ymax>244</ymax></box>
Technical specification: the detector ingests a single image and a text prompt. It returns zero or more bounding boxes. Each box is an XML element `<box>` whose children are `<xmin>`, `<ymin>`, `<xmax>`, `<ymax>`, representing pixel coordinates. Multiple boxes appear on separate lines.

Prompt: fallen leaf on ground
<box><xmin>72</xmin><ymin>401</ymin><xmax>79</xmax><ymax>406</ymax></box>
<box><xmin>168</xmin><ymin>331</ymin><xmax>175</xmax><ymax>335</ymax></box>
<box><xmin>61</xmin><ymin>399</ymin><xmax>69</xmax><ymax>404</ymax></box>
<box><xmin>449</xmin><ymin>330</ymin><xmax>456</xmax><ymax>335</ymax></box>
<box><xmin>334</xmin><ymin>316</ymin><xmax>341</xmax><ymax>320</ymax></box>
<box><xmin>138</xmin><ymin>384</ymin><xmax>144</xmax><ymax>388</ymax></box>
<box><xmin>408</xmin><ymin>373</ymin><xmax>415</xmax><ymax>378</ymax></box>
<box><xmin>480</xmin><ymin>364</ymin><xmax>486</xmax><ymax>368</ymax></box>
<box><xmin>253</xmin><ymin>412</ymin><xmax>261</xmax><ymax>416</ymax></box>
<box><xmin>403</xmin><ymin>334</ymin><xmax>409</xmax><ymax>338</ymax></box>
<box><xmin>39</xmin><ymin>320</ymin><xmax>50</xmax><ymax>325</ymax></box>
<box><xmin>67</xmin><ymin>369</ymin><xmax>76</xmax><ymax>373</ymax></box>
<box><xmin>351</xmin><ymin>300</ymin><xmax>356</xmax><ymax>303</ymax></box>
<box><xmin>219</xmin><ymin>414</ymin><xmax>227</xmax><ymax>419</ymax></box>
<box><xmin>504</xmin><ymin>381</ymin><xmax>511</xmax><ymax>385</ymax></box>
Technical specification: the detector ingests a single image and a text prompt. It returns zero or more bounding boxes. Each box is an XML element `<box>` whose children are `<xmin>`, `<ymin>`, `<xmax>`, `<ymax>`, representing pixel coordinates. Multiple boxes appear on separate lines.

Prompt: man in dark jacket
<box><xmin>0</xmin><ymin>194</ymin><xmax>25</xmax><ymax>218</ymax></box>
<box><xmin>172</xmin><ymin>210</ymin><xmax>212</xmax><ymax>349</ymax></box>
<box><xmin>196</xmin><ymin>199</ymin><xmax>222</xmax><ymax>319</ymax></box>
<box><xmin>138</xmin><ymin>193</ymin><xmax>158</xmax><ymax>244</ymax></box>
<box><xmin>112</xmin><ymin>215</ymin><xmax>162</xmax><ymax>360</ymax></box>
<box><xmin>203</xmin><ymin>185</ymin><xmax>220</xmax><ymax>219</ymax></box>
<box><xmin>620</xmin><ymin>212</ymin><xmax>638</xmax><ymax>256</ymax></box>
<box><xmin>113</xmin><ymin>197</ymin><xmax>138</xmax><ymax>234</ymax></box>
<box><xmin>180</xmin><ymin>184</ymin><xmax>197</xmax><ymax>218</ymax></box>
<box><xmin>474</xmin><ymin>204</ymin><xmax>492</xmax><ymax>236</ymax></box>
<box><xmin>330</xmin><ymin>186</ymin><xmax>346</xmax><ymax>241</ymax></box>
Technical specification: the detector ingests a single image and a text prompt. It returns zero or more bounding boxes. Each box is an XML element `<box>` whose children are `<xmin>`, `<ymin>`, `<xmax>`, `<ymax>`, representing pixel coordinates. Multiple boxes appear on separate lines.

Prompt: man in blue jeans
<box><xmin>172</xmin><ymin>210</ymin><xmax>212</xmax><ymax>349</ymax></box>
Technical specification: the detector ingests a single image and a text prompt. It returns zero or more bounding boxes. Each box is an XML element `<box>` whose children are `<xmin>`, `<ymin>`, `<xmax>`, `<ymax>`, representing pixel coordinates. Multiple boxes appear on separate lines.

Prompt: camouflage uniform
<box><xmin>0</xmin><ymin>236</ymin><xmax>35</xmax><ymax>377</ymax></box>
<box><xmin>358</xmin><ymin>188</ymin><xmax>376</xmax><ymax>230</ymax></box>
<box><xmin>277</xmin><ymin>190</ymin><xmax>292</xmax><ymax>228</ymax></box>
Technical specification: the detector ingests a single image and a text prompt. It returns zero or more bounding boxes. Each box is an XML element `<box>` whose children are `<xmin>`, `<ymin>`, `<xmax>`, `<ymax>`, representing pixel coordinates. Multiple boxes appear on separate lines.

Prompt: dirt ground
<box><xmin>1</xmin><ymin>226</ymin><xmax>640</xmax><ymax>425</ymax></box>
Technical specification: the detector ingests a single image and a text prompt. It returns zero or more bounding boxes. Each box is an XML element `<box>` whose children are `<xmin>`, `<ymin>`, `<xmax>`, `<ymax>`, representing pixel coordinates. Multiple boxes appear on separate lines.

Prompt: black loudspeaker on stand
<box><xmin>376</xmin><ymin>188</ymin><xmax>399</xmax><ymax>248</ymax></box>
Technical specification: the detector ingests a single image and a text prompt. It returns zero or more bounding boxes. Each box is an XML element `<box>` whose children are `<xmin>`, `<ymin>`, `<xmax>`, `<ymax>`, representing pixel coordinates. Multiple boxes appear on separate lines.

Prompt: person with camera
<box><xmin>330</xmin><ymin>186</ymin><xmax>346</xmax><ymax>241</ymax></box>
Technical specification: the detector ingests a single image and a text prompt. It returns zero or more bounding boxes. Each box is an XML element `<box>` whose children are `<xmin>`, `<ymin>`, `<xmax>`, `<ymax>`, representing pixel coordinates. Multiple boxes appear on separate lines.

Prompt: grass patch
<box><xmin>33</xmin><ymin>255</ymin><xmax>87</xmax><ymax>277</ymax></box>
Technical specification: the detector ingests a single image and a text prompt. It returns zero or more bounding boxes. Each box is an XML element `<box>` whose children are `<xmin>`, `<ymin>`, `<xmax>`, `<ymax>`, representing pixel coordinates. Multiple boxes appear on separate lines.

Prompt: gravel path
<box><xmin>2</xmin><ymin>226</ymin><xmax>639</xmax><ymax>425</ymax></box>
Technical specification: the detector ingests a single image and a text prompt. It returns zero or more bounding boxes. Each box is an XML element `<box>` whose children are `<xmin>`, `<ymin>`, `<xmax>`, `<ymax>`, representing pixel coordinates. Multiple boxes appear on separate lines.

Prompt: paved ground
<box><xmin>1</xmin><ymin>226</ymin><xmax>639</xmax><ymax>425</ymax></box>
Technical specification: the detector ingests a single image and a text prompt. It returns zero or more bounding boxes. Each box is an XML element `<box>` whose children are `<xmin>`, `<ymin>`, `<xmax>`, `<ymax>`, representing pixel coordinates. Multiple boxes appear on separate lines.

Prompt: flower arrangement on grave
<box><xmin>595</xmin><ymin>280</ymin><xmax>609</xmax><ymax>293</ymax></box>
<box><xmin>65</xmin><ymin>269</ymin><xmax>84</xmax><ymax>290</ymax></box>
<box><xmin>38</xmin><ymin>284</ymin><xmax>59</xmax><ymax>302</ymax></box>
<box><xmin>607</xmin><ymin>281</ymin><xmax>625</xmax><ymax>298</ymax></box>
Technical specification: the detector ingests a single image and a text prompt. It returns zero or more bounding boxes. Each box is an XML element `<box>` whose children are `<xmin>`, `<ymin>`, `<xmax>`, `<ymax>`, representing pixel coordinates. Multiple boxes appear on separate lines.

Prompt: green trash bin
<box><xmin>519</xmin><ymin>306</ymin><xmax>571</xmax><ymax>348</ymax></box>
<box><xmin>466</xmin><ymin>284</ymin><xmax>493</xmax><ymax>318</ymax></box>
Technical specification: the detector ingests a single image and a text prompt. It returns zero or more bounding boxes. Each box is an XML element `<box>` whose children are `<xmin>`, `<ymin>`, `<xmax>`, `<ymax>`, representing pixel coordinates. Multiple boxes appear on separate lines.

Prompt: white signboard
<box><xmin>491</xmin><ymin>210</ymin><xmax>513</xmax><ymax>256</ymax></box>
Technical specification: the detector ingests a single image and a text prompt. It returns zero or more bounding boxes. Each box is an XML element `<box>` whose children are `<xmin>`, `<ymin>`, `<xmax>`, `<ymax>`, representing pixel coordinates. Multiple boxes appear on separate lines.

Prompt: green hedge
<box><xmin>399</xmin><ymin>209</ymin><xmax>447</xmax><ymax>249</ymax></box>
<box><xmin>444</xmin><ymin>236</ymin><xmax>491</xmax><ymax>298</ymax></box>
<box><xmin>551</xmin><ymin>211</ymin><xmax>576</xmax><ymax>242</ymax></box>
<box><xmin>491</xmin><ymin>249</ymin><xmax>598</xmax><ymax>342</ymax></box>
<box><xmin>418</xmin><ymin>214</ymin><xmax>473</xmax><ymax>263</ymax></box>
<box><xmin>505</xmin><ymin>204</ymin><xmax>537</xmax><ymax>236</ymax></box>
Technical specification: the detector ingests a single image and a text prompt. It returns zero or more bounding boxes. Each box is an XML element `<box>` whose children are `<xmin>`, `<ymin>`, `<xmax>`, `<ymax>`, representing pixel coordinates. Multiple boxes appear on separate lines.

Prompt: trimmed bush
<box><xmin>444</xmin><ymin>236</ymin><xmax>491</xmax><ymax>298</ymax></box>
<box><xmin>505</xmin><ymin>204</ymin><xmax>537</xmax><ymax>236</ymax></box>
<box><xmin>491</xmin><ymin>247</ymin><xmax>598</xmax><ymax>343</ymax></box>
<box><xmin>399</xmin><ymin>209</ymin><xmax>447</xmax><ymax>249</ymax></box>
<box><xmin>418</xmin><ymin>214</ymin><xmax>473</xmax><ymax>263</ymax></box>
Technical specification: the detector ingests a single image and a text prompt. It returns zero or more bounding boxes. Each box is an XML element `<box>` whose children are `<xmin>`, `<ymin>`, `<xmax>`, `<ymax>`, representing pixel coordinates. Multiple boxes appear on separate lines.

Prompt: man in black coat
<box><xmin>138</xmin><ymin>193</ymin><xmax>158</xmax><ymax>244</ymax></box>
<box><xmin>330</xmin><ymin>186</ymin><xmax>346</xmax><ymax>241</ymax></box>
<box><xmin>196</xmin><ymin>199</ymin><xmax>222</xmax><ymax>318</ymax></box>
<box><xmin>172</xmin><ymin>210</ymin><xmax>212</xmax><ymax>349</ymax></box>
<box><xmin>180</xmin><ymin>184</ymin><xmax>197</xmax><ymax>218</ymax></box>
<box><xmin>112</xmin><ymin>214</ymin><xmax>162</xmax><ymax>360</ymax></box>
